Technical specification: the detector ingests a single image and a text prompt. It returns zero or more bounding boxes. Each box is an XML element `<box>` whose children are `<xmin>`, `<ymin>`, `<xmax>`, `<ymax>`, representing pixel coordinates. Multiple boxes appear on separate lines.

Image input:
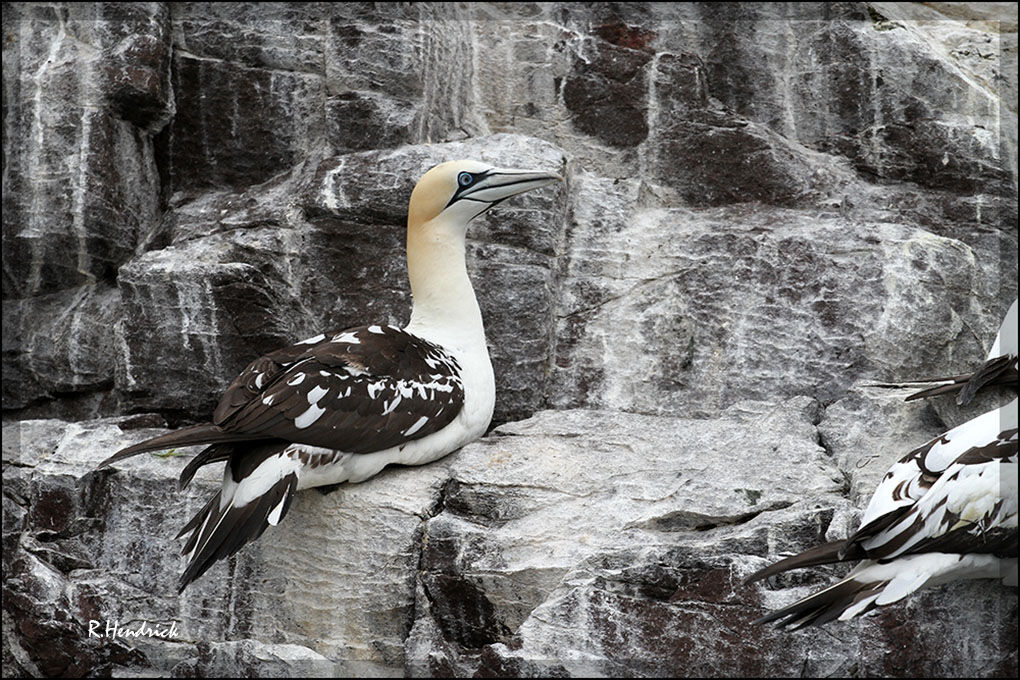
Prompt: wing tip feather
<box><xmin>175</xmin><ymin>472</ymin><xmax>298</xmax><ymax>592</ymax></box>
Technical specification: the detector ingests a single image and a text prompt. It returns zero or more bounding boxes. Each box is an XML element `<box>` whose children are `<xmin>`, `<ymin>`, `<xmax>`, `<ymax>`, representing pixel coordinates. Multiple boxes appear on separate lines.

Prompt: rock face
<box><xmin>3</xmin><ymin>2</ymin><xmax>1016</xmax><ymax>677</ymax></box>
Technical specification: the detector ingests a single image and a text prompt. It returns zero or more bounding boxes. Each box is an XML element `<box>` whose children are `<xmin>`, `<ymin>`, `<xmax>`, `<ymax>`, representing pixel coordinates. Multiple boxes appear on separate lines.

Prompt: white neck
<box><xmin>403</xmin><ymin>215</ymin><xmax>486</xmax><ymax>353</ymax></box>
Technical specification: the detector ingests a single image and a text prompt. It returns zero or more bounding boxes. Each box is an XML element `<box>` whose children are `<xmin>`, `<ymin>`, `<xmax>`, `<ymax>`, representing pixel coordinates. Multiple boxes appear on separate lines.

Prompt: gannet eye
<box><xmin>458</xmin><ymin>172</ymin><xmax>473</xmax><ymax>187</ymax></box>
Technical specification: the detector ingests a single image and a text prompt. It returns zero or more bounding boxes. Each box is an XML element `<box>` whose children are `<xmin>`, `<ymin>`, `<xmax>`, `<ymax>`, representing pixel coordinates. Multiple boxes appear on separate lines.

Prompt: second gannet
<box><xmin>745</xmin><ymin>397</ymin><xmax>1017</xmax><ymax>628</ymax></box>
<box><xmin>746</xmin><ymin>297</ymin><xmax>1019</xmax><ymax>628</ymax></box>
<box><xmin>98</xmin><ymin>159</ymin><xmax>562</xmax><ymax>591</ymax></box>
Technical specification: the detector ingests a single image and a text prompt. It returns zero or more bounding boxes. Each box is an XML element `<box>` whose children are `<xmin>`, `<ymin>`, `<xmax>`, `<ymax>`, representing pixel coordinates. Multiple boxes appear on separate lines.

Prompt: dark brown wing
<box><xmin>212</xmin><ymin>325</ymin><xmax>464</xmax><ymax>454</ymax></box>
<box><xmin>98</xmin><ymin>423</ymin><xmax>262</xmax><ymax>467</ymax></box>
<box><xmin>213</xmin><ymin>345</ymin><xmax>316</xmax><ymax>424</ymax></box>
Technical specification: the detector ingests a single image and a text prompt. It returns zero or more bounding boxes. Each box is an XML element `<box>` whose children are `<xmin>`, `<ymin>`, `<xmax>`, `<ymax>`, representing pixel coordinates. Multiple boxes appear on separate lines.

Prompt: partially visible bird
<box><xmin>902</xmin><ymin>299</ymin><xmax>1018</xmax><ymax>405</ymax></box>
<box><xmin>97</xmin><ymin>159</ymin><xmax>562</xmax><ymax>591</ymax></box>
<box><xmin>746</xmin><ymin>398</ymin><xmax>1018</xmax><ymax>628</ymax></box>
<box><xmin>746</xmin><ymin>300</ymin><xmax>1019</xmax><ymax>629</ymax></box>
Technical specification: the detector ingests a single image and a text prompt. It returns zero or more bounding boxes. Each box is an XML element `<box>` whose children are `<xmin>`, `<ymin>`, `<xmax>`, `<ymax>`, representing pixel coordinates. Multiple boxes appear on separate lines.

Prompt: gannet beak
<box><xmin>458</xmin><ymin>168</ymin><xmax>562</xmax><ymax>204</ymax></box>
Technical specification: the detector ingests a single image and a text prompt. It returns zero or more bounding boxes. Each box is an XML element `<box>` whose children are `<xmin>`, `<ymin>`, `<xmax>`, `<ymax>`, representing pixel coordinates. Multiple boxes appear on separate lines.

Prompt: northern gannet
<box><xmin>745</xmin><ymin>397</ymin><xmax>1017</xmax><ymax>628</ymax></box>
<box><xmin>746</xmin><ymin>299</ymin><xmax>1019</xmax><ymax>630</ymax></box>
<box><xmin>903</xmin><ymin>299</ymin><xmax>1018</xmax><ymax>404</ymax></box>
<box><xmin>99</xmin><ymin>160</ymin><xmax>561</xmax><ymax>591</ymax></box>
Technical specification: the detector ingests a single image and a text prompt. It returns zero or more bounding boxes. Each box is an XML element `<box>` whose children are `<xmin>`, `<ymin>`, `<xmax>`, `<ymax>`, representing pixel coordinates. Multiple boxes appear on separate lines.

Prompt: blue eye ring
<box><xmin>458</xmin><ymin>172</ymin><xmax>473</xmax><ymax>187</ymax></box>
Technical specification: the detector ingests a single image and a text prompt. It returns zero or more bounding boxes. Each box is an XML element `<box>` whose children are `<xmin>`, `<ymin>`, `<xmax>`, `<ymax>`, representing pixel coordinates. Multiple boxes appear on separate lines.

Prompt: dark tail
<box><xmin>176</xmin><ymin>465</ymin><xmax>298</xmax><ymax>592</ymax></box>
<box><xmin>869</xmin><ymin>376</ymin><xmax>969</xmax><ymax>400</ymax></box>
<box><xmin>955</xmin><ymin>356</ymin><xmax>1017</xmax><ymax>405</ymax></box>
<box><xmin>752</xmin><ymin>575</ymin><xmax>884</xmax><ymax>629</ymax></box>
<box><xmin>178</xmin><ymin>444</ymin><xmax>233</xmax><ymax>490</ymax></box>
<box><xmin>98</xmin><ymin>424</ymin><xmax>263</xmax><ymax>468</ymax></box>
<box><xmin>903</xmin><ymin>355</ymin><xmax>1017</xmax><ymax>405</ymax></box>
<box><xmin>903</xmin><ymin>377</ymin><xmax>970</xmax><ymax>402</ymax></box>
<box><xmin>743</xmin><ymin>540</ymin><xmax>867</xmax><ymax>585</ymax></box>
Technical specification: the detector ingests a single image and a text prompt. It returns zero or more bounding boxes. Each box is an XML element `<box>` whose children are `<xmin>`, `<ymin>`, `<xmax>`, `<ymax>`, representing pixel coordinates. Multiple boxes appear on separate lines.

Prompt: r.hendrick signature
<box><xmin>88</xmin><ymin>619</ymin><xmax>180</xmax><ymax>640</ymax></box>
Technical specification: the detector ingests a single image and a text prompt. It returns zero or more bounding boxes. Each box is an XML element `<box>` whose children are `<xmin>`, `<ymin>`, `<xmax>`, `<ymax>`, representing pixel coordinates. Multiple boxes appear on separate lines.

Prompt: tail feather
<box><xmin>177</xmin><ymin>492</ymin><xmax>218</xmax><ymax>544</ymax></box>
<box><xmin>903</xmin><ymin>379</ymin><xmax>971</xmax><ymax>402</ymax></box>
<box><xmin>955</xmin><ymin>356</ymin><xmax>1017</xmax><ymax>406</ymax></box>
<box><xmin>754</xmin><ymin>576</ymin><xmax>885</xmax><ymax>629</ymax></box>
<box><xmin>903</xmin><ymin>356</ymin><xmax>1018</xmax><ymax>404</ymax></box>
<box><xmin>178</xmin><ymin>444</ymin><xmax>233</xmax><ymax>490</ymax></box>
<box><xmin>751</xmin><ymin>553</ymin><xmax>1001</xmax><ymax>628</ymax></box>
<box><xmin>743</xmin><ymin>540</ymin><xmax>865</xmax><ymax>585</ymax></box>
<box><xmin>176</xmin><ymin>448</ymin><xmax>299</xmax><ymax>592</ymax></box>
<box><xmin>99</xmin><ymin>424</ymin><xmax>263</xmax><ymax>468</ymax></box>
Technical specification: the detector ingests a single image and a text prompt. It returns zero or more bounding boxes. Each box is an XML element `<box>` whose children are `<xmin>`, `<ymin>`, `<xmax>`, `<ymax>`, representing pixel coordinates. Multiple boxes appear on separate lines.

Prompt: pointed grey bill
<box><xmin>459</xmin><ymin>168</ymin><xmax>562</xmax><ymax>204</ymax></box>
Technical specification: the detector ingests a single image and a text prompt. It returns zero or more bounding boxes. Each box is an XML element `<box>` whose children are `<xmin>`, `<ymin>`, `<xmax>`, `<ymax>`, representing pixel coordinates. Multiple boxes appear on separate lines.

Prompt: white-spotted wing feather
<box><xmin>858</xmin><ymin>399</ymin><xmax>1017</xmax><ymax>530</ymax></box>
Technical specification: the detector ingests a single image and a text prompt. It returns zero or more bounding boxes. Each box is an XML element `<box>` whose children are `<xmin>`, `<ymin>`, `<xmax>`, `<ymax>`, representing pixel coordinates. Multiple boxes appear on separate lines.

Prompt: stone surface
<box><xmin>550</xmin><ymin>177</ymin><xmax>1012</xmax><ymax>417</ymax></box>
<box><xmin>4</xmin><ymin>402</ymin><xmax>1015</xmax><ymax>677</ymax></box>
<box><xmin>2</xmin><ymin>284</ymin><xmax>122</xmax><ymax>413</ymax></box>
<box><xmin>2</xmin><ymin>3</ymin><xmax>168</xmax><ymax>299</ymax></box>
<box><xmin>405</xmin><ymin>405</ymin><xmax>1015</xmax><ymax>677</ymax></box>
<box><xmin>3</xmin><ymin>1</ymin><xmax>1017</xmax><ymax>677</ymax></box>
<box><xmin>2</xmin><ymin>416</ymin><xmax>451</xmax><ymax>676</ymax></box>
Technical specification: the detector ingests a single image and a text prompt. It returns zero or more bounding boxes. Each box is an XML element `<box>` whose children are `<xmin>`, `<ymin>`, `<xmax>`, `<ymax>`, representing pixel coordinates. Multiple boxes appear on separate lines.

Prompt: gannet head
<box><xmin>408</xmin><ymin>160</ymin><xmax>561</xmax><ymax>230</ymax></box>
